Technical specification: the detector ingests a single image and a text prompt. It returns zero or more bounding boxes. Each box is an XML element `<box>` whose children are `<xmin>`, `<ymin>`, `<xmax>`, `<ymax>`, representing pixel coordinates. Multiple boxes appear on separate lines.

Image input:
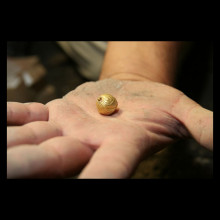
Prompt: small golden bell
<box><xmin>96</xmin><ymin>94</ymin><xmax>118</xmax><ymax>115</ymax></box>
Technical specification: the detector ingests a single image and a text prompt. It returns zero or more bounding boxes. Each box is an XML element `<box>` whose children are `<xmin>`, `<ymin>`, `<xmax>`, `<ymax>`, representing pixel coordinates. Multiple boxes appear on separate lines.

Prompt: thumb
<box><xmin>172</xmin><ymin>93</ymin><xmax>213</xmax><ymax>150</ymax></box>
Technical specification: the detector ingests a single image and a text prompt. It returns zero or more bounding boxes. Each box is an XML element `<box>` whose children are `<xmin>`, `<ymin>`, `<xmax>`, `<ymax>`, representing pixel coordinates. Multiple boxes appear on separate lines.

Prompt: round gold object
<box><xmin>96</xmin><ymin>94</ymin><xmax>118</xmax><ymax>115</ymax></box>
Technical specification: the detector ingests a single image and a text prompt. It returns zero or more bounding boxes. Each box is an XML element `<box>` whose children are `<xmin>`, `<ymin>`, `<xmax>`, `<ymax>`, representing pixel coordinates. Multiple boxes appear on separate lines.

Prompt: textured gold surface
<box><xmin>96</xmin><ymin>94</ymin><xmax>118</xmax><ymax>115</ymax></box>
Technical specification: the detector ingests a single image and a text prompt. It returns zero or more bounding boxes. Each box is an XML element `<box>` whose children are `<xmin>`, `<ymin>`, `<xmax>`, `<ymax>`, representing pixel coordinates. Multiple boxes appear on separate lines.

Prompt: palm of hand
<box><xmin>47</xmin><ymin>79</ymin><xmax>188</xmax><ymax>178</ymax></box>
<box><xmin>7</xmin><ymin>79</ymin><xmax>189</xmax><ymax>178</ymax></box>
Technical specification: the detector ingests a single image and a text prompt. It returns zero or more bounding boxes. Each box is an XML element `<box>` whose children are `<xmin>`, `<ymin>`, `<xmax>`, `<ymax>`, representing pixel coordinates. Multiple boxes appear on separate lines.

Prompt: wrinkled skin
<box><xmin>7</xmin><ymin>79</ymin><xmax>210</xmax><ymax>178</ymax></box>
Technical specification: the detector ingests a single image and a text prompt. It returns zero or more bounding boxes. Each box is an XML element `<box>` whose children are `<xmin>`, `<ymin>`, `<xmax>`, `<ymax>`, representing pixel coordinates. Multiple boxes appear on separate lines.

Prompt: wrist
<box><xmin>99</xmin><ymin>71</ymin><xmax>171</xmax><ymax>85</ymax></box>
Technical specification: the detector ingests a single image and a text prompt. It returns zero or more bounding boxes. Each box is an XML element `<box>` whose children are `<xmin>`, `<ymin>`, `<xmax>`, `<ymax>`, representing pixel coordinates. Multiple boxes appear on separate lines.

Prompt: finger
<box><xmin>79</xmin><ymin>137</ymin><xmax>145</xmax><ymax>179</ymax></box>
<box><xmin>172</xmin><ymin>93</ymin><xmax>213</xmax><ymax>150</ymax></box>
<box><xmin>7</xmin><ymin>136</ymin><xmax>93</xmax><ymax>178</ymax></box>
<box><xmin>7</xmin><ymin>102</ymin><xmax>49</xmax><ymax>125</ymax></box>
<box><xmin>7</xmin><ymin>121</ymin><xmax>62</xmax><ymax>148</ymax></box>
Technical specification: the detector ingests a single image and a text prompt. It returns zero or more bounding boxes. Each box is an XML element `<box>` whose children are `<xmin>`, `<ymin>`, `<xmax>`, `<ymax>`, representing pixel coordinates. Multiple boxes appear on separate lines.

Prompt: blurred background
<box><xmin>7</xmin><ymin>41</ymin><xmax>213</xmax><ymax>178</ymax></box>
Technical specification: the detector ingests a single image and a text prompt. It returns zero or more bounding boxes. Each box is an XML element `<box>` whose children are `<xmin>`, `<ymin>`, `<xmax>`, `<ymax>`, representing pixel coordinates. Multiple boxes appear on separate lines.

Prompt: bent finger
<box><xmin>7</xmin><ymin>136</ymin><xmax>93</xmax><ymax>178</ymax></box>
<box><xmin>7</xmin><ymin>102</ymin><xmax>49</xmax><ymax>125</ymax></box>
<box><xmin>79</xmin><ymin>138</ymin><xmax>145</xmax><ymax>179</ymax></box>
<box><xmin>7</xmin><ymin>121</ymin><xmax>62</xmax><ymax>148</ymax></box>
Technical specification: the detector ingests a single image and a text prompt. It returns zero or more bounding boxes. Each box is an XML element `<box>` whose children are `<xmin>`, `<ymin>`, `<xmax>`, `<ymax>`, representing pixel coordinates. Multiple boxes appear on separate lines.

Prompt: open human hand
<box><xmin>7</xmin><ymin>79</ymin><xmax>213</xmax><ymax>178</ymax></box>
